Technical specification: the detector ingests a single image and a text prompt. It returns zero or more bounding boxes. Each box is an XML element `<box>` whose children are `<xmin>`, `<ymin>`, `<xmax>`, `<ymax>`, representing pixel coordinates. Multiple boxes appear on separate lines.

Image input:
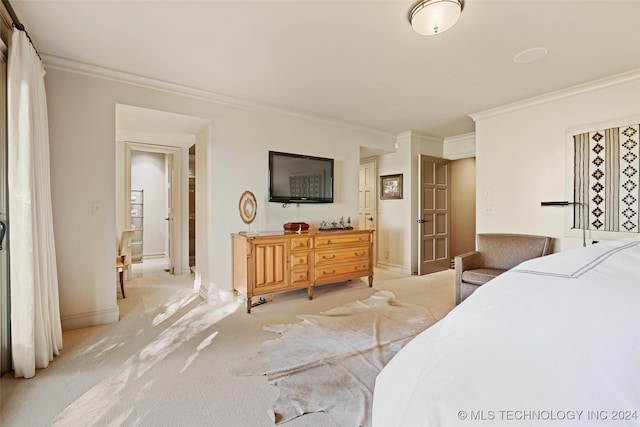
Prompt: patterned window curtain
<box><xmin>573</xmin><ymin>124</ymin><xmax>640</xmax><ymax>233</ymax></box>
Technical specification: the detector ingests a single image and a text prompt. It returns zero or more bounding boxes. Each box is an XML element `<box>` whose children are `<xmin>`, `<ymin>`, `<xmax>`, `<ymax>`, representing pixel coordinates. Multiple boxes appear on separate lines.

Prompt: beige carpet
<box><xmin>0</xmin><ymin>266</ymin><xmax>454</xmax><ymax>427</ymax></box>
<box><xmin>235</xmin><ymin>291</ymin><xmax>437</xmax><ymax>427</ymax></box>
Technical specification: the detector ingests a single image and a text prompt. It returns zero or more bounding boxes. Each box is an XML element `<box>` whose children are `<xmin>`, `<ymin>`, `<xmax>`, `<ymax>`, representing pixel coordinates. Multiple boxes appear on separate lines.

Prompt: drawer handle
<box><xmin>322</xmin><ymin>270</ymin><xmax>336</xmax><ymax>275</ymax></box>
<box><xmin>354</xmin><ymin>251</ymin><xmax>366</xmax><ymax>256</ymax></box>
<box><xmin>322</xmin><ymin>254</ymin><xmax>336</xmax><ymax>260</ymax></box>
<box><xmin>299</xmin><ymin>259</ymin><xmax>304</xmax><ymax>264</ymax></box>
<box><xmin>327</xmin><ymin>239</ymin><xmax>332</xmax><ymax>244</ymax></box>
<box><xmin>299</xmin><ymin>274</ymin><xmax>305</xmax><ymax>279</ymax></box>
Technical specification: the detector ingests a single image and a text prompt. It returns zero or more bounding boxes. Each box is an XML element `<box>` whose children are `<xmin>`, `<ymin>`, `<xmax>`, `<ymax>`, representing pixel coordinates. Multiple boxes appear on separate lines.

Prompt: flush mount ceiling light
<box><xmin>410</xmin><ymin>0</ymin><xmax>463</xmax><ymax>35</ymax></box>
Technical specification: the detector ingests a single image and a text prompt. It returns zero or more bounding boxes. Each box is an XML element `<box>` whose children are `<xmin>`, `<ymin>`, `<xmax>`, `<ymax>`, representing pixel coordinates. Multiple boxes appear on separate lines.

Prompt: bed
<box><xmin>372</xmin><ymin>236</ymin><xmax>640</xmax><ymax>426</ymax></box>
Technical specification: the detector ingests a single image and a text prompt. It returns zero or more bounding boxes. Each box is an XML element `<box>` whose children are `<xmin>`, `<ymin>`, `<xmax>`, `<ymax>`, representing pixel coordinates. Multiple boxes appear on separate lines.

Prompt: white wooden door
<box><xmin>418</xmin><ymin>155</ymin><xmax>451</xmax><ymax>275</ymax></box>
<box><xmin>166</xmin><ymin>153</ymin><xmax>174</xmax><ymax>274</ymax></box>
<box><xmin>359</xmin><ymin>159</ymin><xmax>376</xmax><ymax>230</ymax></box>
<box><xmin>359</xmin><ymin>159</ymin><xmax>377</xmax><ymax>266</ymax></box>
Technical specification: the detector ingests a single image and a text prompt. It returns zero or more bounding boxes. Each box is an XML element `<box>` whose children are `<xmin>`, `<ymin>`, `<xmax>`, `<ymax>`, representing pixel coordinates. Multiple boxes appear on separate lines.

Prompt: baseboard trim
<box><xmin>196</xmin><ymin>278</ymin><xmax>236</xmax><ymax>306</ymax></box>
<box><xmin>61</xmin><ymin>307</ymin><xmax>119</xmax><ymax>331</ymax></box>
<box><xmin>375</xmin><ymin>262</ymin><xmax>411</xmax><ymax>275</ymax></box>
<box><xmin>142</xmin><ymin>253</ymin><xmax>166</xmax><ymax>260</ymax></box>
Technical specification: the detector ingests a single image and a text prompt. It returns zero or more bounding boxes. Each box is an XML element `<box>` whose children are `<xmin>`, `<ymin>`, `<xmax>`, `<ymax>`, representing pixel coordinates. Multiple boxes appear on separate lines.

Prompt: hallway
<box><xmin>130</xmin><ymin>258</ymin><xmax>171</xmax><ymax>279</ymax></box>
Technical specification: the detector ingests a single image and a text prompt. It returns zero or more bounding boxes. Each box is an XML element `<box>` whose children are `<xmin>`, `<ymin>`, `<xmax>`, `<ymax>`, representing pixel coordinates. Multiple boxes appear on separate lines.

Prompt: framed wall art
<box><xmin>380</xmin><ymin>174</ymin><xmax>403</xmax><ymax>200</ymax></box>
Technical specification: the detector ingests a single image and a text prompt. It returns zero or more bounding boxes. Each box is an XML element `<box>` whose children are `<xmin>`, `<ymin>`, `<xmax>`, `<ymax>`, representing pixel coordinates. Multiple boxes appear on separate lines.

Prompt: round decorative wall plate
<box><xmin>239</xmin><ymin>190</ymin><xmax>257</xmax><ymax>224</ymax></box>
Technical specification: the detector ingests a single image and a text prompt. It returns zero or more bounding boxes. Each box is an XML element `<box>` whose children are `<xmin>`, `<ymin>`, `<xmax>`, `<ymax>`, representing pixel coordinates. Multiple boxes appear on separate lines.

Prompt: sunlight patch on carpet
<box><xmin>235</xmin><ymin>290</ymin><xmax>437</xmax><ymax>427</ymax></box>
<box><xmin>51</xmin><ymin>298</ymin><xmax>237</xmax><ymax>427</ymax></box>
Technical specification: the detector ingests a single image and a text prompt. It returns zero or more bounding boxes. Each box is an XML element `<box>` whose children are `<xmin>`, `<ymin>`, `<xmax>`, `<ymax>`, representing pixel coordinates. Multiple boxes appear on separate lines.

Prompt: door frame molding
<box><xmin>122</xmin><ymin>141</ymin><xmax>184</xmax><ymax>275</ymax></box>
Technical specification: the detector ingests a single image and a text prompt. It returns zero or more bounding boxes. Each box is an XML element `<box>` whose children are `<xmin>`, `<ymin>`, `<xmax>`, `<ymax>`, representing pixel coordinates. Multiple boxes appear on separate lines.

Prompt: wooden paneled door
<box><xmin>418</xmin><ymin>155</ymin><xmax>451</xmax><ymax>275</ymax></box>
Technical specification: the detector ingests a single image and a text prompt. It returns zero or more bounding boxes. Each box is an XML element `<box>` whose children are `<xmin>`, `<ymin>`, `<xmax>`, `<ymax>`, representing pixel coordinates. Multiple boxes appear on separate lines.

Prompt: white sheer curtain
<box><xmin>7</xmin><ymin>28</ymin><xmax>62</xmax><ymax>378</ymax></box>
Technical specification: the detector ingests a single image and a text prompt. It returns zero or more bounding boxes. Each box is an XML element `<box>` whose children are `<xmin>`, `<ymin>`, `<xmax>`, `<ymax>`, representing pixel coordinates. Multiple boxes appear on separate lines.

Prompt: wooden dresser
<box><xmin>232</xmin><ymin>229</ymin><xmax>374</xmax><ymax>313</ymax></box>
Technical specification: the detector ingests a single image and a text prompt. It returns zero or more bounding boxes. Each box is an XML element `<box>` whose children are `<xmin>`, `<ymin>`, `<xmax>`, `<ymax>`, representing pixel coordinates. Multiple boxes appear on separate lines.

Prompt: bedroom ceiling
<box><xmin>12</xmin><ymin>0</ymin><xmax>640</xmax><ymax>139</ymax></box>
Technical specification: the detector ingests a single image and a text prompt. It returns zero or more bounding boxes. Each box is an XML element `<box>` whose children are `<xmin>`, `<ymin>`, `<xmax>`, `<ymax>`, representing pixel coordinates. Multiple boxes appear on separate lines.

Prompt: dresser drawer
<box><xmin>315</xmin><ymin>261</ymin><xmax>370</xmax><ymax>283</ymax></box>
<box><xmin>290</xmin><ymin>252</ymin><xmax>311</xmax><ymax>267</ymax></box>
<box><xmin>315</xmin><ymin>233</ymin><xmax>370</xmax><ymax>248</ymax></box>
<box><xmin>290</xmin><ymin>268</ymin><xmax>311</xmax><ymax>286</ymax></box>
<box><xmin>290</xmin><ymin>236</ymin><xmax>312</xmax><ymax>251</ymax></box>
<box><xmin>315</xmin><ymin>246</ymin><xmax>369</xmax><ymax>266</ymax></box>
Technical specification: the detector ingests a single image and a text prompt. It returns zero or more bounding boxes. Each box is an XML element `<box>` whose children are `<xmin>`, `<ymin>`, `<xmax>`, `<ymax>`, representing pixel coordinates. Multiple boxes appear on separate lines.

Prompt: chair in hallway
<box><xmin>116</xmin><ymin>229</ymin><xmax>135</xmax><ymax>298</ymax></box>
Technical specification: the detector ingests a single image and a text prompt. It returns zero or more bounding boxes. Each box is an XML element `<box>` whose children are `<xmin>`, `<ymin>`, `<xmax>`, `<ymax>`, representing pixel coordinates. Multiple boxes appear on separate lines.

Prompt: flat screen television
<box><xmin>268</xmin><ymin>150</ymin><xmax>334</xmax><ymax>203</ymax></box>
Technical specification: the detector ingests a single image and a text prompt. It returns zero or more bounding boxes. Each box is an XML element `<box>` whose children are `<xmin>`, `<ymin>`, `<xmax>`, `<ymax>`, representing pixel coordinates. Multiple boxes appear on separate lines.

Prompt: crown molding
<box><xmin>41</xmin><ymin>53</ymin><xmax>396</xmax><ymax>139</ymax></box>
<box><xmin>395</xmin><ymin>130</ymin><xmax>414</xmax><ymax>142</ymax></box>
<box><xmin>443</xmin><ymin>132</ymin><xmax>475</xmax><ymax>160</ymax></box>
<box><xmin>443</xmin><ymin>132</ymin><xmax>475</xmax><ymax>144</ymax></box>
<box><xmin>470</xmin><ymin>68</ymin><xmax>640</xmax><ymax>122</ymax></box>
<box><xmin>397</xmin><ymin>129</ymin><xmax>441</xmax><ymax>140</ymax></box>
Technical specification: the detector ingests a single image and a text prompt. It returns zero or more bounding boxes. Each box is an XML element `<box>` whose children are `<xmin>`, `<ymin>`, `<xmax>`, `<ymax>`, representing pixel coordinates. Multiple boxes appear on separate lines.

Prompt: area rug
<box><xmin>234</xmin><ymin>290</ymin><xmax>437</xmax><ymax>427</ymax></box>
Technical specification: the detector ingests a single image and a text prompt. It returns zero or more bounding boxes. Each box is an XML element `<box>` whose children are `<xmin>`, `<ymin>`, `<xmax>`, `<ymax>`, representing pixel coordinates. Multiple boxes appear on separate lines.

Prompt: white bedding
<box><xmin>372</xmin><ymin>237</ymin><xmax>640</xmax><ymax>427</ymax></box>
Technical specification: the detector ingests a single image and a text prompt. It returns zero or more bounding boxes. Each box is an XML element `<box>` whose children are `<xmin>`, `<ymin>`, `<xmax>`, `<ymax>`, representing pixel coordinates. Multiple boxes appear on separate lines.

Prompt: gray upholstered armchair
<box><xmin>455</xmin><ymin>233</ymin><xmax>552</xmax><ymax>304</ymax></box>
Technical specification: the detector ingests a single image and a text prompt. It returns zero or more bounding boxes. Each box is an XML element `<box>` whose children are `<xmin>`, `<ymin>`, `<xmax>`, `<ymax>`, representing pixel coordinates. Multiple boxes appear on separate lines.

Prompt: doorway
<box><xmin>116</xmin><ymin>104</ymin><xmax>210</xmax><ymax>280</ymax></box>
<box><xmin>130</xmin><ymin>149</ymin><xmax>173</xmax><ymax>273</ymax></box>
<box><xmin>124</xmin><ymin>142</ymin><xmax>181</xmax><ymax>275</ymax></box>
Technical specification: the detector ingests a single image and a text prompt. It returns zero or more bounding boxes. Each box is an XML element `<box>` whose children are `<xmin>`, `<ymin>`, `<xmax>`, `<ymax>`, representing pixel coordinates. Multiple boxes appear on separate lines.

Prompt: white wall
<box><xmin>472</xmin><ymin>71</ymin><xmax>640</xmax><ymax>252</ymax></box>
<box><xmin>376</xmin><ymin>133</ymin><xmax>412</xmax><ymax>274</ymax></box>
<box><xmin>44</xmin><ymin>67</ymin><xmax>395</xmax><ymax>329</ymax></box>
